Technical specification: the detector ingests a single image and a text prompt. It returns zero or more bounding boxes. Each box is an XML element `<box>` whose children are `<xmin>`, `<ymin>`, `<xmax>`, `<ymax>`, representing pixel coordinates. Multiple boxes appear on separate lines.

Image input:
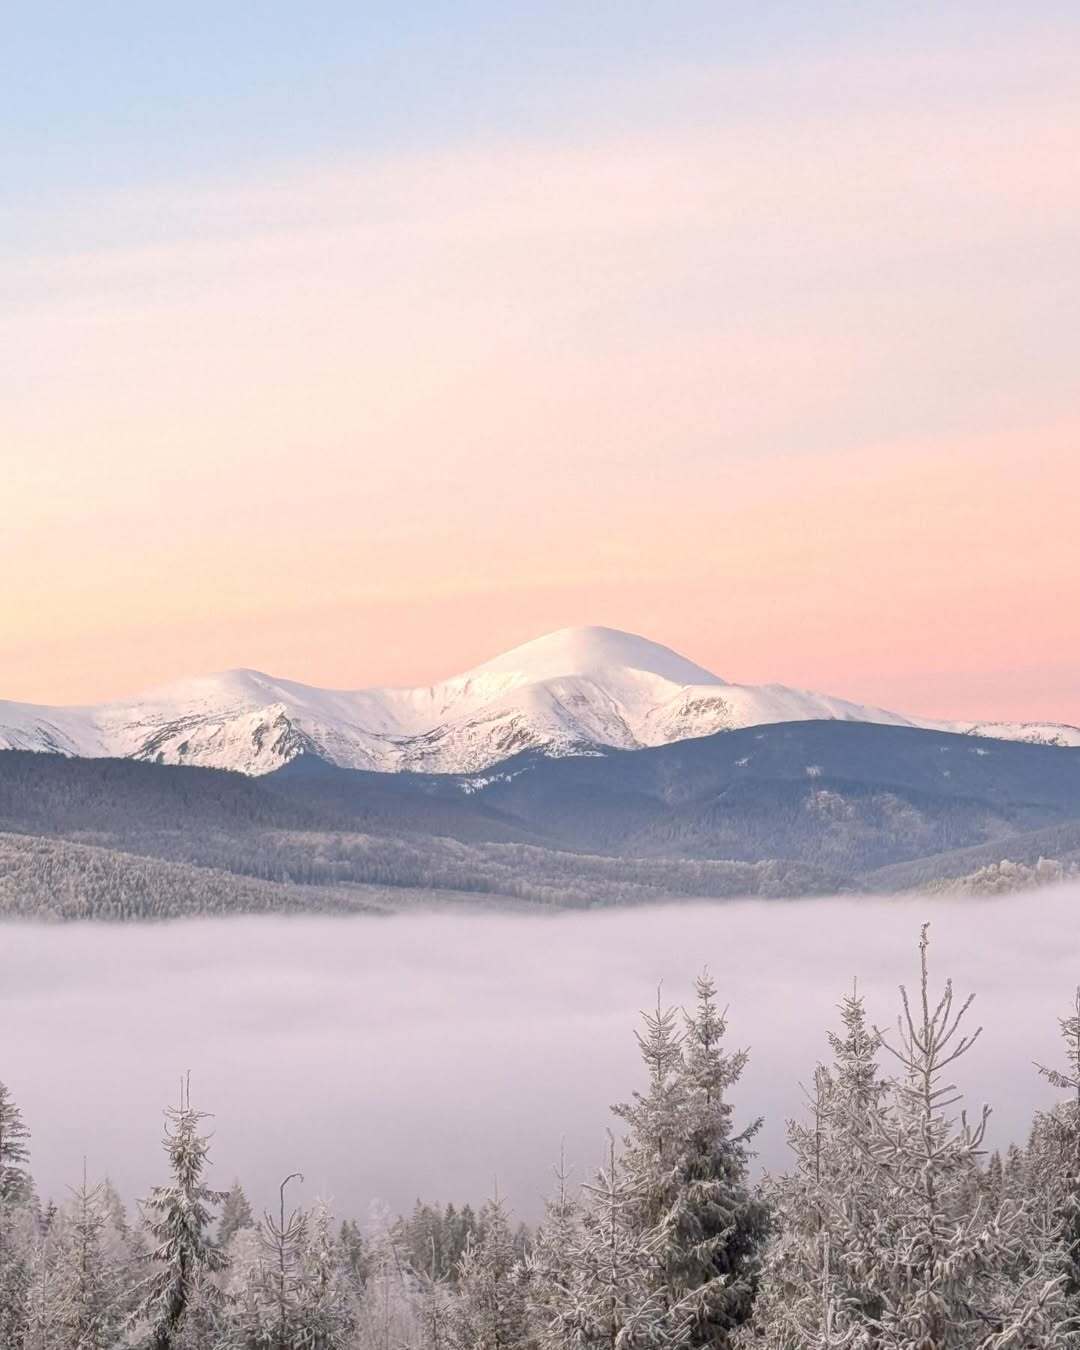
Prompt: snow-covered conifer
<box><xmin>337</xmin><ymin>1218</ymin><xmax>370</xmax><ymax>1291</ymax></box>
<box><xmin>748</xmin><ymin>987</ymin><xmax>889</xmax><ymax>1348</ymax></box>
<box><xmin>222</xmin><ymin>1169</ymin><xmax>324</xmax><ymax>1349</ymax></box>
<box><xmin>608</xmin><ymin>977</ymin><xmax>765</xmax><ymax>1347</ymax></box>
<box><xmin>133</xmin><ymin>1077</ymin><xmax>227</xmax><ymax>1349</ymax></box>
<box><xmin>1002</xmin><ymin>1143</ymin><xmax>1026</xmax><ymax>1204</ymax></box>
<box><xmin>661</xmin><ymin>972</ymin><xmax>768</xmax><ymax>1346</ymax></box>
<box><xmin>0</xmin><ymin>1081</ymin><xmax>31</xmax><ymax>1206</ymax></box>
<box><xmin>611</xmin><ymin>990</ymin><xmax>685</xmax><ymax>1239</ymax></box>
<box><xmin>860</xmin><ymin>925</ymin><xmax>1066</xmax><ymax>1347</ymax></box>
<box><xmin>1030</xmin><ymin>989</ymin><xmax>1080</xmax><ymax>1289</ymax></box>
<box><xmin>411</xmin><ymin>1252</ymin><xmax>453</xmax><ymax>1350</ymax></box>
<box><xmin>392</xmin><ymin>1202</ymin><xmax>456</xmax><ymax>1350</ymax></box>
<box><xmin>0</xmin><ymin>1080</ymin><xmax>32</xmax><ymax>1347</ymax></box>
<box><xmin>261</xmin><ymin>1171</ymin><xmax>309</xmax><ymax>1346</ymax></box>
<box><xmin>446</xmin><ymin>1204</ymin><xmax>480</xmax><ymax>1279</ymax></box>
<box><xmin>24</xmin><ymin>1220</ymin><xmax>68</xmax><ymax>1350</ymax></box>
<box><xmin>551</xmin><ymin>1134</ymin><xmax>672</xmax><ymax>1350</ymax></box>
<box><xmin>296</xmin><ymin>1198</ymin><xmax>358</xmax><ymax>1349</ymax></box>
<box><xmin>527</xmin><ymin>1148</ymin><xmax>581</xmax><ymax>1348</ymax></box>
<box><xmin>226</xmin><ymin>1184</ymin><xmax>358</xmax><ymax>1349</ymax></box>
<box><xmin>1006</xmin><ymin>986</ymin><xmax>1080</xmax><ymax>1344</ymax></box>
<box><xmin>448</xmin><ymin>1190</ymin><xmax>530</xmax><ymax>1350</ymax></box>
<box><xmin>354</xmin><ymin>1202</ymin><xmax>423</xmax><ymax>1350</ymax></box>
<box><xmin>52</xmin><ymin>1165</ymin><xmax>124</xmax><ymax>1350</ymax></box>
<box><xmin>218</xmin><ymin>1181</ymin><xmax>256</xmax><ymax>1249</ymax></box>
<box><xmin>984</xmin><ymin>1151</ymin><xmax>1005</xmax><ymax>1209</ymax></box>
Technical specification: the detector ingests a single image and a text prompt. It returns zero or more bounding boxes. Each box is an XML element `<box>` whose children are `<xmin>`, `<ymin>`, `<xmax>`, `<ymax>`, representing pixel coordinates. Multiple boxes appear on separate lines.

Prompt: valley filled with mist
<box><xmin>3</xmin><ymin>894</ymin><xmax>1073</xmax><ymax>1216</ymax></box>
<box><xmin>4</xmin><ymin>892</ymin><xmax>1080</xmax><ymax>1346</ymax></box>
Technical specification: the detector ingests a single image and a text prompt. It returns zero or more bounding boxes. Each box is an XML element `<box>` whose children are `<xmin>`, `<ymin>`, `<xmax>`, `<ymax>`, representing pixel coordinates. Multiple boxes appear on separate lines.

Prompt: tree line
<box><xmin>1</xmin><ymin>925</ymin><xmax>1079</xmax><ymax>1347</ymax></box>
<box><xmin>0</xmin><ymin>829</ymin><xmax>839</xmax><ymax>922</ymax></box>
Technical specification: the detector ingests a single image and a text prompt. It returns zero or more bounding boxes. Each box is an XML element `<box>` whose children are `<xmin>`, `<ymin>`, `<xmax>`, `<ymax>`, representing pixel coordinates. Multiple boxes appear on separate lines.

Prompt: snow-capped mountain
<box><xmin>1</xmin><ymin>626</ymin><xmax>1077</xmax><ymax>776</ymax></box>
<box><xmin>939</xmin><ymin>721</ymin><xmax>1080</xmax><ymax>749</ymax></box>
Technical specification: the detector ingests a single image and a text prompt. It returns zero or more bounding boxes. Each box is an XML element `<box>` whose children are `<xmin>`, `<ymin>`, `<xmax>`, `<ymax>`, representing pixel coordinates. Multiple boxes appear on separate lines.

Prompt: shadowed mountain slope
<box><xmin>0</xmin><ymin>719</ymin><xmax>1078</xmax><ymax>916</ymax></box>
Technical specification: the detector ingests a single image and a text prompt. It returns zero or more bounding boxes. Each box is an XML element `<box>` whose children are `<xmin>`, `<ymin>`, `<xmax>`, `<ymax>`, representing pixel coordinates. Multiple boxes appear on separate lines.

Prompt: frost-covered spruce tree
<box><xmin>580</xmin><ymin>990</ymin><xmax>687</xmax><ymax>1348</ymax></box>
<box><xmin>527</xmin><ymin>1148</ymin><xmax>582</xmax><ymax>1349</ymax></box>
<box><xmin>550</xmin><ymin>1133</ymin><xmax>672</xmax><ymax>1350</ymax></box>
<box><xmin>336</xmin><ymin>1218</ymin><xmax>369</xmax><ymax>1292</ymax></box>
<box><xmin>25</xmin><ymin>1220</ymin><xmax>69</xmax><ymax>1350</ymax></box>
<box><xmin>817</xmin><ymin>985</ymin><xmax>890</xmax><ymax>1329</ymax></box>
<box><xmin>983</xmin><ymin>1151</ymin><xmax>1005</xmax><ymax>1210</ymax></box>
<box><xmin>610</xmin><ymin>977</ymin><xmax>766</xmax><ymax>1348</ymax></box>
<box><xmin>218</xmin><ymin>1181</ymin><xmax>256</xmax><ymax>1249</ymax></box>
<box><xmin>612</xmin><ymin>991</ymin><xmax>685</xmax><ymax>1239</ymax></box>
<box><xmin>411</xmin><ymin>1262</ymin><xmax>453</xmax><ymax>1350</ymax></box>
<box><xmin>1001</xmin><ymin>986</ymin><xmax>1080</xmax><ymax>1346</ymax></box>
<box><xmin>747</xmin><ymin>988</ymin><xmax>889</xmax><ymax>1348</ymax></box>
<box><xmin>0</xmin><ymin>1221</ymin><xmax>30</xmax><ymax>1342</ymax></box>
<box><xmin>353</xmin><ymin>1202</ymin><xmax>423</xmax><ymax>1350</ymax></box>
<box><xmin>0</xmin><ymin>1081</ymin><xmax>31</xmax><ymax>1206</ymax></box>
<box><xmin>662</xmin><ymin>973</ymin><xmax>768</xmax><ymax>1346</ymax></box>
<box><xmin>860</xmin><ymin>925</ymin><xmax>1065</xmax><ymax>1348</ymax></box>
<box><xmin>0</xmin><ymin>1080</ymin><xmax>32</xmax><ymax>1346</ymax></box>
<box><xmin>381</xmin><ymin>1204</ymin><xmax>457</xmax><ymax>1349</ymax></box>
<box><xmin>219</xmin><ymin>1224</ymin><xmax>264</xmax><ymax>1344</ymax></box>
<box><xmin>133</xmin><ymin>1078</ymin><xmax>227</xmax><ymax>1350</ymax></box>
<box><xmin>401</xmin><ymin>1203</ymin><xmax>461</xmax><ymax>1288</ymax></box>
<box><xmin>1029</xmin><ymin>988</ymin><xmax>1080</xmax><ymax>1297</ymax></box>
<box><xmin>261</xmin><ymin>1171</ymin><xmax>309</xmax><ymax>1349</ymax></box>
<box><xmin>739</xmin><ymin>1067</ymin><xmax>833</xmax><ymax>1350</ymax></box>
<box><xmin>295</xmin><ymin>1198</ymin><xmax>358</xmax><ymax>1349</ymax></box>
<box><xmin>446</xmin><ymin>1204</ymin><xmax>481</xmax><ymax>1279</ymax></box>
<box><xmin>56</xmin><ymin>1166</ymin><xmax>123</xmax><ymax>1350</ymax></box>
<box><xmin>101</xmin><ymin>1179</ymin><xmax>131</xmax><ymax>1240</ymax></box>
<box><xmin>1002</xmin><ymin>1143</ymin><xmax>1026</xmax><ymax>1205</ymax></box>
<box><xmin>223</xmin><ymin>1170</ymin><xmax>320</xmax><ymax>1350</ymax></box>
<box><xmin>447</xmin><ymin>1191</ymin><xmax>530</xmax><ymax>1350</ymax></box>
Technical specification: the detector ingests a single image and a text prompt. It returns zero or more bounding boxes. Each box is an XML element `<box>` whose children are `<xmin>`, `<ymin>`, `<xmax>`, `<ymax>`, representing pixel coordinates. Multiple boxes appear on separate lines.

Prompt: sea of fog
<box><xmin>1</xmin><ymin>891</ymin><xmax>1077</xmax><ymax>1224</ymax></box>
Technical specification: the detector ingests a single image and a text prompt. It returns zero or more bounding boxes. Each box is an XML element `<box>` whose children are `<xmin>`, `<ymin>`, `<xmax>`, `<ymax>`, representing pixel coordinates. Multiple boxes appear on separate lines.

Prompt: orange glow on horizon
<box><xmin>3</xmin><ymin>38</ymin><xmax>1079</xmax><ymax>722</ymax></box>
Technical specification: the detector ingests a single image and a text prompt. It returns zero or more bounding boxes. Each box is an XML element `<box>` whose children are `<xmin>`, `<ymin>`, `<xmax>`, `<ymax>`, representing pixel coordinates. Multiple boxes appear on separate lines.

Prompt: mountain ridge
<box><xmin>3</xmin><ymin>719</ymin><xmax>1080</xmax><ymax>918</ymax></box>
<box><xmin>2</xmin><ymin>625</ymin><xmax>1077</xmax><ymax>775</ymax></box>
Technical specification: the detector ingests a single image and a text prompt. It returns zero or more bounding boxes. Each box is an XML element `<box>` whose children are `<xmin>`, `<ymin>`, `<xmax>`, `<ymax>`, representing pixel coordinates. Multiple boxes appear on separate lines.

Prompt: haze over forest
<box><xmin>3</xmin><ymin>895</ymin><xmax>1073</xmax><ymax>1218</ymax></box>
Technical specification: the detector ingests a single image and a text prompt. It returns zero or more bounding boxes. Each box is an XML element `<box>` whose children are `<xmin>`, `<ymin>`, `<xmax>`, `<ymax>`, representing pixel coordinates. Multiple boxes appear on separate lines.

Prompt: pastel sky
<box><xmin>3</xmin><ymin>3</ymin><xmax>1079</xmax><ymax>720</ymax></box>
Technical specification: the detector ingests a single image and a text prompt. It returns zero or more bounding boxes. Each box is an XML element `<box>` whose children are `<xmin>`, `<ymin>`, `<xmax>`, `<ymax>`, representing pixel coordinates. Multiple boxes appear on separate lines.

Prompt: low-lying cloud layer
<box><xmin>1</xmin><ymin>892</ymin><xmax>1074</xmax><ymax>1221</ymax></box>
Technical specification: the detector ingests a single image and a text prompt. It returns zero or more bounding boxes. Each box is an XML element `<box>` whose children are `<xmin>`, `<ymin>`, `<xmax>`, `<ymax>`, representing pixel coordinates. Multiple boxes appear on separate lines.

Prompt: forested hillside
<box><xmin>1</xmin><ymin>933</ymin><xmax>1079</xmax><ymax>1346</ymax></box>
<box><xmin>2</xmin><ymin>719</ymin><xmax>1080</xmax><ymax>918</ymax></box>
<box><xmin>0</xmin><ymin>829</ymin><xmax>839</xmax><ymax>920</ymax></box>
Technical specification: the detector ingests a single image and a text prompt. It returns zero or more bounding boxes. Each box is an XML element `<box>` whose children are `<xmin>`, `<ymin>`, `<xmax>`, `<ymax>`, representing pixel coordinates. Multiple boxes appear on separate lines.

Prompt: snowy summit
<box><xmin>1</xmin><ymin>625</ymin><xmax>1077</xmax><ymax>776</ymax></box>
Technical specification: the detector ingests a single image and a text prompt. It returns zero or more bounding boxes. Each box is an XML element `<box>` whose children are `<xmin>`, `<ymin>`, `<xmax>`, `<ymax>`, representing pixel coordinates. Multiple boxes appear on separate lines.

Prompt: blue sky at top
<box><xmin>6</xmin><ymin>2</ymin><xmax>1075</xmax><ymax>197</ymax></box>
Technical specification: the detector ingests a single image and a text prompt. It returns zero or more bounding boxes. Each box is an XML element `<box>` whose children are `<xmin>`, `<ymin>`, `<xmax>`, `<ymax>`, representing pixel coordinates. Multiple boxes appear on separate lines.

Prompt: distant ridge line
<box><xmin>1</xmin><ymin>626</ymin><xmax>1077</xmax><ymax>776</ymax></box>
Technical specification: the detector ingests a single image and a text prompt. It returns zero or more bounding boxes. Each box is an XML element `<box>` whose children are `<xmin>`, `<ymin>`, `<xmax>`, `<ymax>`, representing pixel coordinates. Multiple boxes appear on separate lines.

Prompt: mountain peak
<box><xmin>466</xmin><ymin>626</ymin><xmax>725</xmax><ymax>687</ymax></box>
<box><xmin>3</xmin><ymin>626</ymin><xmax>1077</xmax><ymax>778</ymax></box>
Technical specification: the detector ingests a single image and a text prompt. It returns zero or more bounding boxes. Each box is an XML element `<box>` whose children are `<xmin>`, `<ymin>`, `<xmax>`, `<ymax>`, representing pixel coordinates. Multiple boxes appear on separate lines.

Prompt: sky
<box><xmin>1</xmin><ymin>895</ymin><xmax>1075</xmax><ymax>1219</ymax></box>
<box><xmin>3</xmin><ymin>4</ymin><xmax>1079</xmax><ymax>720</ymax></box>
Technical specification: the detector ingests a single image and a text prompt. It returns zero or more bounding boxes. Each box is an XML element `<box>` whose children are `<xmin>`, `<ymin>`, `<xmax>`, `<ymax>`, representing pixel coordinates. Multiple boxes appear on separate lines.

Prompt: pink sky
<box><xmin>3</xmin><ymin>35</ymin><xmax>1078</xmax><ymax>722</ymax></box>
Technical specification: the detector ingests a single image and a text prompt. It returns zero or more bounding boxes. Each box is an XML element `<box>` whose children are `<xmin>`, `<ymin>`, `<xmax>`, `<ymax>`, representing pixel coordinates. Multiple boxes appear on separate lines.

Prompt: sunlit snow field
<box><xmin>2</xmin><ymin>890</ymin><xmax>1076</xmax><ymax>1220</ymax></box>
